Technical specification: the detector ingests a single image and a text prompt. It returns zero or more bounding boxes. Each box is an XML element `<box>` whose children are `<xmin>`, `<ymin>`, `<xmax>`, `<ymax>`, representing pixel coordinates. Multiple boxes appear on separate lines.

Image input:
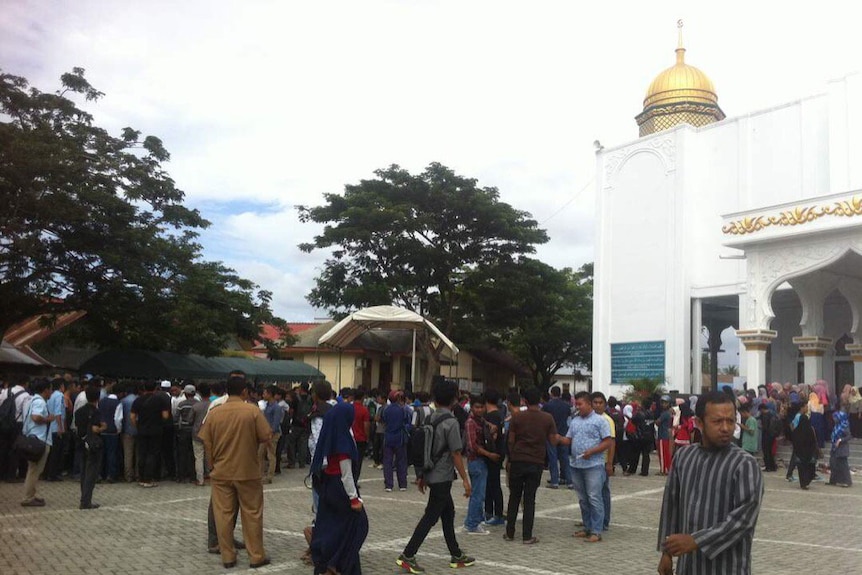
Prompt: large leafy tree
<box><xmin>299</xmin><ymin>163</ymin><xmax>548</xmax><ymax>385</ymax></box>
<box><xmin>0</xmin><ymin>68</ymin><xmax>281</xmax><ymax>354</ymax></box>
<box><xmin>461</xmin><ymin>258</ymin><xmax>593</xmax><ymax>387</ymax></box>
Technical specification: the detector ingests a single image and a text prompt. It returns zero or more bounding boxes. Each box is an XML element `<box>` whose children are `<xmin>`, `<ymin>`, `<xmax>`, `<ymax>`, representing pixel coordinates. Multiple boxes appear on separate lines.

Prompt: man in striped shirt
<box><xmin>657</xmin><ymin>391</ymin><xmax>763</xmax><ymax>575</ymax></box>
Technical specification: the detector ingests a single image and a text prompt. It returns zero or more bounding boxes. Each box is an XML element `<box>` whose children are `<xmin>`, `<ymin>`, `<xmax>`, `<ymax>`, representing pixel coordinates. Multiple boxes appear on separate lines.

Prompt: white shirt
<box><xmin>170</xmin><ymin>393</ymin><xmax>183</xmax><ymax>416</ymax></box>
<box><xmin>0</xmin><ymin>385</ymin><xmax>32</xmax><ymax>423</ymax></box>
<box><xmin>107</xmin><ymin>393</ymin><xmax>123</xmax><ymax>433</ymax></box>
<box><xmin>70</xmin><ymin>390</ymin><xmax>89</xmax><ymax>430</ymax></box>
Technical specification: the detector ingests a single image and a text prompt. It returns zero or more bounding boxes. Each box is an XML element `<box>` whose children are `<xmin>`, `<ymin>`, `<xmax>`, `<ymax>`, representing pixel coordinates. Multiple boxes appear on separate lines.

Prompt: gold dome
<box><xmin>636</xmin><ymin>21</ymin><xmax>724</xmax><ymax>137</ymax></box>
<box><xmin>643</xmin><ymin>48</ymin><xmax>718</xmax><ymax>108</ymax></box>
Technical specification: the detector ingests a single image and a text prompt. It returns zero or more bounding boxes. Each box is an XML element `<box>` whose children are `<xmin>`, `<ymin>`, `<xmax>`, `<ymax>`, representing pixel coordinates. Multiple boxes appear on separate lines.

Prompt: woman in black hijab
<box><xmin>789</xmin><ymin>402</ymin><xmax>819</xmax><ymax>490</ymax></box>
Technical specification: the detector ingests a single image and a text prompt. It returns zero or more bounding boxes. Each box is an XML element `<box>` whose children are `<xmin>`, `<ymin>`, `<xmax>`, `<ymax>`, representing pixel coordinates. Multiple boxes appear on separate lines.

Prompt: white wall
<box><xmin>593</xmin><ymin>74</ymin><xmax>859</xmax><ymax>397</ymax></box>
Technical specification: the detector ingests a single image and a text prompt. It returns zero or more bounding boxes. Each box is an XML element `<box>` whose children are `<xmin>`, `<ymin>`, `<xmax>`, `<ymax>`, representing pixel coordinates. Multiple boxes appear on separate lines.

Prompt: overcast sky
<box><xmin>3</xmin><ymin>1</ymin><xmax>861</xmax><ymax>324</ymax></box>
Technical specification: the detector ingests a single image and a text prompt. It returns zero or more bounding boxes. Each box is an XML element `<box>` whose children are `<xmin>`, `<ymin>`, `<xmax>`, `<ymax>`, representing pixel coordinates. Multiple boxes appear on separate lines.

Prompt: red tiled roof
<box><xmin>255</xmin><ymin>322</ymin><xmax>326</xmax><ymax>348</ymax></box>
<box><xmin>4</xmin><ymin>311</ymin><xmax>87</xmax><ymax>347</ymax></box>
<box><xmin>285</xmin><ymin>323</ymin><xmax>320</xmax><ymax>334</ymax></box>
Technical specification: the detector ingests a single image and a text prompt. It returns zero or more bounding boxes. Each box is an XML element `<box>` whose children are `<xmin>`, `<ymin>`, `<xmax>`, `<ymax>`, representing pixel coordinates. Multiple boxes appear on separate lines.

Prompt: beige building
<box><xmin>254</xmin><ymin>321</ymin><xmax>524</xmax><ymax>393</ymax></box>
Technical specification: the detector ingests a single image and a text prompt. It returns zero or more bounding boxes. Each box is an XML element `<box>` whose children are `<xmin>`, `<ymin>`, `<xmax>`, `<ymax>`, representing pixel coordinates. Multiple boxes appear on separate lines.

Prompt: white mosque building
<box><xmin>593</xmin><ymin>24</ymin><xmax>862</xmax><ymax>399</ymax></box>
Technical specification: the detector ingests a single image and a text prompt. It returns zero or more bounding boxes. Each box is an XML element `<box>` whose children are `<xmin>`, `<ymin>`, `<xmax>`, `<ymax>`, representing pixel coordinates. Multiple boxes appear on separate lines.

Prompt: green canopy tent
<box><xmin>80</xmin><ymin>349</ymin><xmax>324</xmax><ymax>383</ymax></box>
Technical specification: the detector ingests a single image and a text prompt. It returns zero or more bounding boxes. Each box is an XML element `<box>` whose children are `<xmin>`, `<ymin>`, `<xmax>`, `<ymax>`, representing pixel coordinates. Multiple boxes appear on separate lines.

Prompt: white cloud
<box><xmin>3</xmin><ymin>0</ymin><xmax>862</xmax><ymax>319</ymax></box>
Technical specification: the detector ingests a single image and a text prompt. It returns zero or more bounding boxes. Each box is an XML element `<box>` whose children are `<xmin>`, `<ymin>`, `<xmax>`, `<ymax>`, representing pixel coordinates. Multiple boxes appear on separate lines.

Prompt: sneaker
<box><xmin>546</xmin><ymin>483</ymin><xmax>559</xmax><ymax>489</ymax></box>
<box><xmin>399</xmin><ymin>487</ymin><xmax>407</xmax><ymax>492</ymax></box>
<box><xmin>786</xmin><ymin>476</ymin><xmax>797</xmax><ymax>482</ymax></box>
<box><xmin>483</xmin><ymin>517</ymin><xmax>505</xmax><ymax>526</ymax></box>
<box><xmin>463</xmin><ymin>525</ymin><xmax>489</xmax><ymax>535</ymax></box>
<box><xmin>385</xmin><ymin>488</ymin><xmax>393</xmax><ymax>492</ymax></box>
<box><xmin>449</xmin><ymin>553</ymin><xmax>475</xmax><ymax>568</ymax></box>
<box><xmin>396</xmin><ymin>554</ymin><xmax>425</xmax><ymax>574</ymax></box>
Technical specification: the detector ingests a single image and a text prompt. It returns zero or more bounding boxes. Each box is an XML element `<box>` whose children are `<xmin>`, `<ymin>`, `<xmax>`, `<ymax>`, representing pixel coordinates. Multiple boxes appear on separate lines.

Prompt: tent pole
<box><xmin>411</xmin><ymin>329</ymin><xmax>417</xmax><ymax>391</ymax></box>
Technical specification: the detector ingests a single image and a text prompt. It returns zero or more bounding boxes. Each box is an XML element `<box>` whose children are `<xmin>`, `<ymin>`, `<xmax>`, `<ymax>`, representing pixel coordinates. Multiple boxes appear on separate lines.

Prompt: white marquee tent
<box><xmin>318</xmin><ymin>305</ymin><xmax>459</xmax><ymax>386</ymax></box>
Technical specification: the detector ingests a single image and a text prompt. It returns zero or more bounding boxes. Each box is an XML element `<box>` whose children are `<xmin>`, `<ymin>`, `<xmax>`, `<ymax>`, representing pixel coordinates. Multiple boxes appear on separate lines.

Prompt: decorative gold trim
<box><xmin>800</xmin><ymin>349</ymin><xmax>826</xmax><ymax>357</ymax></box>
<box><xmin>723</xmin><ymin>196</ymin><xmax>862</xmax><ymax>235</ymax></box>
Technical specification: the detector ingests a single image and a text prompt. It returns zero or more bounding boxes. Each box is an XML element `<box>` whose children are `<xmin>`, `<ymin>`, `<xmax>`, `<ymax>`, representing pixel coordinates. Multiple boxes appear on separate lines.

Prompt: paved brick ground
<box><xmin>0</xmin><ymin>460</ymin><xmax>860</xmax><ymax>575</ymax></box>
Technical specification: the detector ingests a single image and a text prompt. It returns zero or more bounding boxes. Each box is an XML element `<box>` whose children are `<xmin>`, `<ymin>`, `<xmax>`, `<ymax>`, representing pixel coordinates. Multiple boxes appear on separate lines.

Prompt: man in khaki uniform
<box><xmin>199</xmin><ymin>376</ymin><xmax>272</xmax><ymax>569</ymax></box>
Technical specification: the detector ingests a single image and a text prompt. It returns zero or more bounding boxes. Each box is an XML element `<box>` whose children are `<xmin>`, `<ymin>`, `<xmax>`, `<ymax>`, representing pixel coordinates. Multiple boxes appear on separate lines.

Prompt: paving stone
<box><xmin>0</xmin><ymin>463</ymin><xmax>859</xmax><ymax>574</ymax></box>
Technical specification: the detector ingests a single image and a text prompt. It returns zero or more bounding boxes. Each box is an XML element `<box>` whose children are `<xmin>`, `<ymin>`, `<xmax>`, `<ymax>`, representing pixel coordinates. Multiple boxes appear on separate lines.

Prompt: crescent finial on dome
<box><xmin>635</xmin><ymin>21</ymin><xmax>726</xmax><ymax>137</ymax></box>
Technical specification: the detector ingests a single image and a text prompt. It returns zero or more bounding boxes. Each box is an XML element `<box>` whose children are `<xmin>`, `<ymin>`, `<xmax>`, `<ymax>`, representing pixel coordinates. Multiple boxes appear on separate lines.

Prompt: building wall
<box><xmin>594</xmin><ymin>73</ymin><xmax>861</xmax><ymax>397</ymax></box>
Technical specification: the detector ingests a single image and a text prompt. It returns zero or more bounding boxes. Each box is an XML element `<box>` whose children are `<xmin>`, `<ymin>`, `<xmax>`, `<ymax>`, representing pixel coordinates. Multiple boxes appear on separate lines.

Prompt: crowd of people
<box><xmin>0</xmin><ymin>371</ymin><xmax>858</xmax><ymax>573</ymax></box>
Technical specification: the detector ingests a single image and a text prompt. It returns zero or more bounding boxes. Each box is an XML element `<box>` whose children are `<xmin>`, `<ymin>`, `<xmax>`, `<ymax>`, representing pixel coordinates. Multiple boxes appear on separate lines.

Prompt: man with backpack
<box><xmin>637</xmin><ymin>399</ymin><xmax>657</xmax><ymax>476</ymax></box>
<box><xmin>397</xmin><ymin>379</ymin><xmax>475</xmax><ymax>573</ymax></box>
<box><xmin>0</xmin><ymin>375</ymin><xmax>31</xmax><ymax>482</ymax></box>
<box><xmin>409</xmin><ymin>392</ymin><xmax>432</xmax><ymax>483</ymax></box>
<box><xmin>174</xmin><ymin>384</ymin><xmax>198</xmax><ymax>483</ymax></box>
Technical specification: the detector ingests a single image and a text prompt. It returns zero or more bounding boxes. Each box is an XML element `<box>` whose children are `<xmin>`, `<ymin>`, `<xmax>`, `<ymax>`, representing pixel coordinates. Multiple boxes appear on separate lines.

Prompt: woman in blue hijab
<box><xmin>828</xmin><ymin>411</ymin><xmax>852</xmax><ymax>487</ymax></box>
<box><xmin>310</xmin><ymin>401</ymin><xmax>369</xmax><ymax>574</ymax></box>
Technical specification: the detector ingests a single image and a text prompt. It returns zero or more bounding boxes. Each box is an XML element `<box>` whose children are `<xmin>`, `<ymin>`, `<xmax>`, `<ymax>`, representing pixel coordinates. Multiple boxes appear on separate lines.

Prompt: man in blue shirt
<box><xmin>559</xmin><ymin>391</ymin><xmax>613</xmax><ymax>543</ymax></box>
<box><xmin>22</xmin><ymin>379</ymin><xmax>58</xmax><ymax>506</ymax></box>
<box><xmin>120</xmin><ymin>382</ymin><xmax>139</xmax><ymax>483</ymax></box>
<box><xmin>45</xmin><ymin>378</ymin><xmax>66</xmax><ymax>481</ymax></box>
<box><xmin>259</xmin><ymin>385</ymin><xmax>284</xmax><ymax>485</ymax></box>
<box><xmin>542</xmin><ymin>386</ymin><xmax>573</xmax><ymax>488</ymax></box>
<box><xmin>382</xmin><ymin>391</ymin><xmax>411</xmax><ymax>492</ymax></box>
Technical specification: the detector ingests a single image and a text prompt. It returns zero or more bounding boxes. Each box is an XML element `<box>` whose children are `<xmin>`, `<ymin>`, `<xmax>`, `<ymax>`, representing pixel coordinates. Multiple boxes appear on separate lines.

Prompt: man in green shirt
<box><xmin>739</xmin><ymin>405</ymin><xmax>758</xmax><ymax>456</ymax></box>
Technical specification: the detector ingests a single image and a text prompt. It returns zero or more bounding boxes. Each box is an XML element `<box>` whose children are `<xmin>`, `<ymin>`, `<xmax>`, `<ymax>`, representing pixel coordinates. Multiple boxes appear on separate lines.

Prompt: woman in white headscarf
<box><xmin>619</xmin><ymin>403</ymin><xmax>639</xmax><ymax>476</ymax></box>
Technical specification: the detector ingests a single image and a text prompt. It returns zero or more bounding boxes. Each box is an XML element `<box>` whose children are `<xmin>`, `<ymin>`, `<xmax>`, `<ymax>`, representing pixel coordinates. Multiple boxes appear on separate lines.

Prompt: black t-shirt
<box><xmin>74</xmin><ymin>404</ymin><xmax>101</xmax><ymax>440</ymax></box>
<box><xmin>484</xmin><ymin>410</ymin><xmax>506</xmax><ymax>458</ymax></box>
<box><xmin>132</xmin><ymin>393</ymin><xmax>169</xmax><ymax>436</ymax></box>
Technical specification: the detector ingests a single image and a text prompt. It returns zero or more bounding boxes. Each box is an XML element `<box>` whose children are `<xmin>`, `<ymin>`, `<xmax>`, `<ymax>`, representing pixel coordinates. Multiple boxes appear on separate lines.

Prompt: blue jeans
<box><xmin>383</xmin><ymin>443</ymin><xmax>408</xmax><ymax>490</ymax></box>
<box><xmin>601</xmin><ymin>469</ymin><xmax>611</xmax><ymax>530</ymax></box>
<box><xmin>101</xmin><ymin>433</ymin><xmax>119</xmax><ymax>480</ymax></box>
<box><xmin>465</xmin><ymin>459</ymin><xmax>488</xmax><ymax>530</ymax></box>
<box><xmin>546</xmin><ymin>442</ymin><xmax>572</xmax><ymax>485</ymax></box>
<box><xmin>571</xmin><ymin>465</ymin><xmax>605</xmax><ymax>535</ymax></box>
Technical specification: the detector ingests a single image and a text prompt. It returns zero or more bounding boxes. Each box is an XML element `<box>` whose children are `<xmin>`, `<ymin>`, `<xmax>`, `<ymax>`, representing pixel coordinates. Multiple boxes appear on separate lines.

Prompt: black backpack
<box><xmin>408</xmin><ymin>411</ymin><xmax>454</xmax><ymax>475</ymax></box>
<box><xmin>608</xmin><ymin>408</ymin><xmax>625</xmax><ymax>441</ymax></box>
<box><xmin>176</xmin><ymin>401</ymin><xmax>196</xmax><ymax>430</ymax></box>
<box><xmin>765</xmin><ymin>412</ymin><xmax>783</xmax><ymax>436</ymax></box>
<box><xmin>637</xmin><ymin>413</ymin><xmax>656</xmax><ymax>442</ymax></box>
<box><xmin>0</xmin><ymin>389</ymin><xmax>25</xmax><ymax>438</ymax></box>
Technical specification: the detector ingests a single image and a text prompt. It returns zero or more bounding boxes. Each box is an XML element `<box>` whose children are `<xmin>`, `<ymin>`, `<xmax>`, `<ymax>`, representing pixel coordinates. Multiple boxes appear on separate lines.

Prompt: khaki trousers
<box><xmin>122</xmin><ymin>433</ymin><xmax>136</xmax><ymax>481</ymax></box>
<box><xmin>22</xmin><ymin>445</ymin><xmax>50</xmax><ymax>503</ymax></box>
<box><xmin>211</xmin><ymin>478</ymin><xmax>265</xmax><ymax>565</ymax></box>
<box><xmin>193</xmin><ymin>440</ymin><xmax>205</xmax><ymax>483</ymax></box>
<box><xmin>258</xmin><ymin>433</ymin><xmax>280</xmax><ymax>481</ymax></box>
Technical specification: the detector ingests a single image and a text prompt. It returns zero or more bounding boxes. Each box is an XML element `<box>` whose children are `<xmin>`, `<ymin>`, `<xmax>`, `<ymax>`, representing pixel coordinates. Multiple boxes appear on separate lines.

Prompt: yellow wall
<box><xmin>301</xmin><ymin>352</ymin><xmax>360</xmax><ymax>391</ymax></box>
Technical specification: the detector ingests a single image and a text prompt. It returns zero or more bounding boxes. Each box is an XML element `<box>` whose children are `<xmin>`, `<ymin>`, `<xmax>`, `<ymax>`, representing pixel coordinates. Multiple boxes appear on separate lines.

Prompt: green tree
<box><xmin>0</xmin><ymin>68</ymin><xmax>280</xmax><ymax>354</ymax></box>
<box><xmin>460</xmin><ymin>258</ymin><xmax>592</xmax><ymax>387</ymax></box>
<box><xmin>721</xmin><ymin>364</ymin><xmax>739</xmax><ymax>376</ymax></box>
<box><xmin>621</xmin><ymin>377</ymin><xmax>666</xmax><ymax>403</ymax></box>
<box><xmin>298</xmin><ymin>163</ymin><xmax>548</xmax><ymax>386</ymax></box>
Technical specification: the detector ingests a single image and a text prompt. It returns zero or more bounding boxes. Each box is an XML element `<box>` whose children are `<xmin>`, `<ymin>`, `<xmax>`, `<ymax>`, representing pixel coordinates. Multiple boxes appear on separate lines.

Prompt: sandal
<box><xmin>584</xmin><ymin>534</ymin><xmax>602</xmax><ymax>543</ymax></box>
<box><xmin>573</xmin><ymin>530</ymin><xmax>589</xmax><ymax>538</ymax></box>
<box><xmin>523</xmin><ymin>537</ymin><xmax>539</xmax><ymax>545</ymax></box>
<box><xmin>300</xmin><ymin>547</ymin><xmax>313</xmax><ymax>565</ymax></box>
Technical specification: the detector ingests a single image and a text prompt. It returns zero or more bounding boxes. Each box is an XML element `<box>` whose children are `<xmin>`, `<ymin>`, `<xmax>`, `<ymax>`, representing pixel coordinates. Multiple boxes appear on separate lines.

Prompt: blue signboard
<box><xmin>611</xmin><ymin>341</ymin><xmax>665</xmax><ymax>384</ymax></box>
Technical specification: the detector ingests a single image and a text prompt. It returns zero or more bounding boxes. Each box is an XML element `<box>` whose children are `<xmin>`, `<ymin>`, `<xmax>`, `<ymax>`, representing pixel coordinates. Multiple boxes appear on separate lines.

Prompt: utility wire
<box><xmin>540</xmin><ymin>176</ymin><xmax>594</xmax><ymax>225</ymax></box>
